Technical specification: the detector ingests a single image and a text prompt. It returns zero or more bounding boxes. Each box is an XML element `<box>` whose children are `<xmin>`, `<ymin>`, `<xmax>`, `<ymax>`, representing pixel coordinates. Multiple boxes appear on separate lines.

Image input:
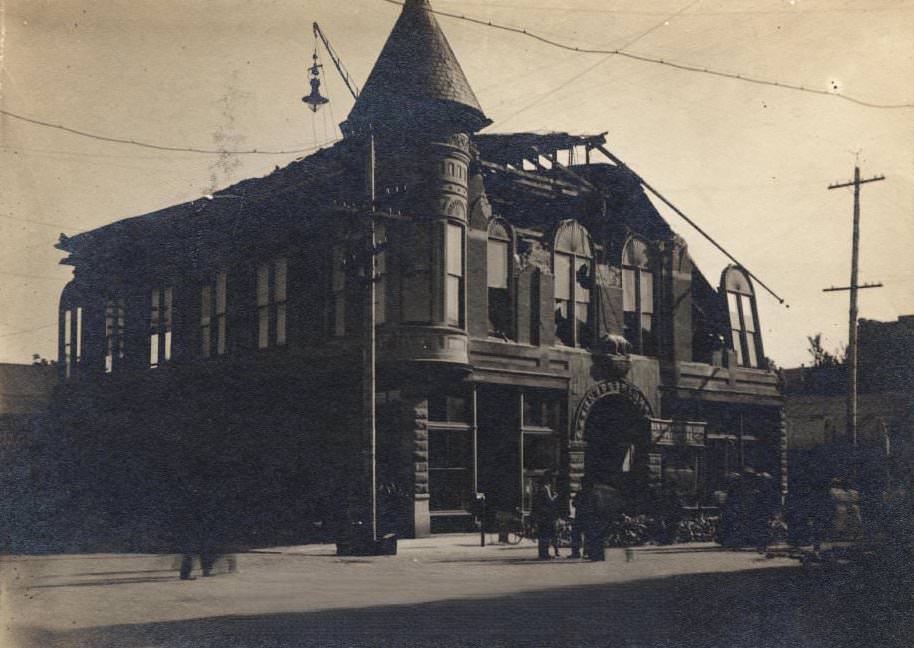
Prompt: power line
<box><xmin>0</xmin><ymin>322</ymin><xmax>58</xmax><ymax>339</ymax></box>
<box><xmin>495</xmin><ymin>0</ymin><xmax>701</xmax><ymax>127</ymax></box>
<box><xmin>380</xmin><ymin>0</ymin><xmax>914</xmax><ymax>110</ymax></box>
<box><xmin>0</xmin><ymin>108</ymin><xmax>341</xmax><ymax>155</ymax></box>
<box><xmin>438</xmin><ymin>1</ymin><xmax>914</xmax><ymax>17</ymax></box>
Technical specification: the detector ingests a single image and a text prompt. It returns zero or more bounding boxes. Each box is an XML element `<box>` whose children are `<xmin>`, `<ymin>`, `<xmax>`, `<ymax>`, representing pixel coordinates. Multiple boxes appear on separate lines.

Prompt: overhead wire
<box><xmin>0</xmin><ymin>108</ymin><xmax>339</xmax><ymax>155</ymax></box>
<box><xmin>495</xmin><ymin>0</ymin><xmax>702</xmax><ymax>127</ymax></box>
<box><xmin>0</xmin><ymin>322</ymin><xmax>58</xmax><ymax>339</ymax></box>
<box><xmin>436</xmin><ymin>0</ymin><xmax>914</xmax><ymax>16</ymax></box>
<box><xmin>379</xmin><ymin>0</ymin><xmax>914</xmax><ymax>110</ymax></box>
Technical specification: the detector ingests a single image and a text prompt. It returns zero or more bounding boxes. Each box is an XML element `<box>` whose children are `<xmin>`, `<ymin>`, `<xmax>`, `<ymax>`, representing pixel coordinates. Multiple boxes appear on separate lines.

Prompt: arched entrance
<box><xmin>583</xmin><ymin>395</ymin><xmax>651</xmax><ymax>491</ymax></box>
<box><xmin>571</xmin><ymin>380</ymin><xmax>654</xmax><ymax>505</ymax></box>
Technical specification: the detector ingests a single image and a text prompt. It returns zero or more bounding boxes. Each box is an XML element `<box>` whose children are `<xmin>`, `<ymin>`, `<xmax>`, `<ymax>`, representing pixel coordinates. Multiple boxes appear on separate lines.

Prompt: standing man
<box><xmin>531</xmin><ymin>474</ymin><xmax>559</xmax><ymax>560</ymax></box>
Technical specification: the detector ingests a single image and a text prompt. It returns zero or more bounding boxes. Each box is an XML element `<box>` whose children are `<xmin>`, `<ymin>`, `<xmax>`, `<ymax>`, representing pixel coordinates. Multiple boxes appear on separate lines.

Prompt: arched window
<box><xmin>553</xmin><ymin>221</ymin><xmax>592</xmax><ymax>348</ymax></box>
<box><xmin>622</xmin><ymin>237</ymin><xmax>655</xmax><ymax>354</ymax></box>
<box><xmin>487</xmin><ymin>219</ymin><xmax>512</xmax><ymax>338</ymax></box>
<box><xmin>722</xmin><ymin>265</ymin><xmax>763</xmax><ymax>368</ymax></box>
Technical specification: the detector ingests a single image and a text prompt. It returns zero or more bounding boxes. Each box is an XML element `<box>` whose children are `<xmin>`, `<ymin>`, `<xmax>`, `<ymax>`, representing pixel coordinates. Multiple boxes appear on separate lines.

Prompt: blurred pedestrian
<box><xmin>569</xmin><ymin>490</ymin><xmax>584</xmax><ymax>559</ymax></box>
<box><xmin>718</xmin><ymin>472</ymin><xmax>743</xmax><ymax>548</ymax></box>
<box><xmin>586</xmin><ymin>482</ymin><xmax>623</xmax><ymax>561</ymax></box>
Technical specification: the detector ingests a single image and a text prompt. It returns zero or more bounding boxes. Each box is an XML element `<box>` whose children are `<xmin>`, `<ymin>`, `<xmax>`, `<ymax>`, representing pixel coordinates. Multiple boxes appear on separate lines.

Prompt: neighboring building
<box><xmin>783</xmin><ymin>315</ymin><xmax>914</xmax><ymax>495</ymax></box>
<box><xmin>784</xmin><ymin>315</ymin><xmax>914</xmax><ymax>451</ymax></box>
<box><xmin>0</xmin><ymin>362</ymin><xmax>57</xmax><ymax>551</ymax></box>
<box><xmin>52</xmin><ymin>0</ymin><xmax>783</xmax><ymax>541</ymax></box>
<box><xmin>0</xmin><ymin>362</ymin><xmax>56</xmax><ymax>449</ymax></box>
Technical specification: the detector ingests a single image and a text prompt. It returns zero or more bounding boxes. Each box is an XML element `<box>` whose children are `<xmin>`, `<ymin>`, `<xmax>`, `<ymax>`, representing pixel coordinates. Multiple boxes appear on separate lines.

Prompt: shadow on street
<box><xmin>13</xmin><ymin>565</ymin><xmax>913</xmax><ymax>648</ymax></box>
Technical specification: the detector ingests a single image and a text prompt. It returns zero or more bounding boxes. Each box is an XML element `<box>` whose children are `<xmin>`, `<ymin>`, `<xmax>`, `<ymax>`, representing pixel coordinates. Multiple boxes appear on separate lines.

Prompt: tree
<box><xmin>806</xmin><ymin>333</ymin><xmax>846</xmax><ymax>368</ymax></box>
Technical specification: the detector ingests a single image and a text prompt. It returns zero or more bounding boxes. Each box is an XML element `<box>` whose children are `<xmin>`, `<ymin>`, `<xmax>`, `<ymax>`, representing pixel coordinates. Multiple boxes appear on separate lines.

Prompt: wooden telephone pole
<box><xmin>823</xmin><ymin>165</ymin><xmax>885</xmax><ymax>447</ymax></box>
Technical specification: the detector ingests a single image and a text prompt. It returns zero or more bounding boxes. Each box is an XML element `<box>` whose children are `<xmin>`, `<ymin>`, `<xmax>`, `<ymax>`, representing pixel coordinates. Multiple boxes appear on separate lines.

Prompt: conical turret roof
<box><xmin>343</xmin><ymin>0</ymin><xmax>490</xmax><ymax>134</ymax></box>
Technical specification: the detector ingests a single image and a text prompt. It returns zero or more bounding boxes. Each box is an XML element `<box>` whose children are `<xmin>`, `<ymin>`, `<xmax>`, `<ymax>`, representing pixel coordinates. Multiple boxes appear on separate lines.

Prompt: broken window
<box><xmin>622</xmin><ymin>237</ymin><xmax>655</xmax><ymax>355</ymax></box>
<box><xmin>553</xmin><ymin>220</ymin><xmax>593</xmax><ymax>348</ymax></box>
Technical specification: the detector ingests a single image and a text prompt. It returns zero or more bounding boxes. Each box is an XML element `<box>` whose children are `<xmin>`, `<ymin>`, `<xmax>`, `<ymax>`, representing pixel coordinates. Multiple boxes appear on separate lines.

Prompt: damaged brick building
<box><xmin>53</xmin><ymin>0</ymin><xmax>783</xmax><ymax>542</ymax></box>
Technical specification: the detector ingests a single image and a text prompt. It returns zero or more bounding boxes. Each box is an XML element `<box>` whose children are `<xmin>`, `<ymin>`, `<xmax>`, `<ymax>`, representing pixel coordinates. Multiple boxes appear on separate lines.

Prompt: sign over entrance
<box><xmin>573</xmin><ymin>379</ymin><xmax>654</xmax><ymax>443</ymax></box>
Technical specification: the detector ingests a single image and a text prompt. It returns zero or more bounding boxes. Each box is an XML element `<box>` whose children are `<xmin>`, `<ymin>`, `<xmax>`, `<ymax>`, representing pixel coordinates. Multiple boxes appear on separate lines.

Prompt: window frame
<box><xmin>552</xmin><ymin>220</ymin><xmax>593</xmax><ymax>348</ymax></box>
<box><xmin>486</xmin><ymin>218</ymin><xmax>514</xmax><ymax>339</ymax></box>
<box><xmin>520</xmin><ymin>389</ymin><xmax>563</xmax><ymax>512</ymax></box>
<box><xmin>148</xmin><ymin>285</ymin><xmax>174</xmax><ymax>368</ymax></box>
<box><xmin>621</xmin><ymin>236</ymin><xmax>657</xmax><ymax>355</ymax></box>
<box><xmin>257</xmin><ymin>257</ymin><xmax>288</xmax><ymax>350</ymax></box>
<box><xmin>200</xmin><ymin>270</ymin><xmax>227</xmax><ymax>358</ymax></box>
<box><xmin>722</xmin><ymin>266</ymin><xmax>763</xmax><ymax>369</ymax></box>
<box><xmin>104</xmin><ymin>297</ymin><xmax>126</xmax><ymax>374</ymax></box>
<box><xmin>61</xmin><ymin>305</ymin><xmax>83</xmax><ymax>379</ymax></box>
<box><xmin>445</xmin><ymin>221</ymin><xmax>465</xmax><ymax>328</ymax></box>
<box><xmin>427</xmin><ymin>391</ymin><xmax>474</xmax><ymax>513</ymax></box>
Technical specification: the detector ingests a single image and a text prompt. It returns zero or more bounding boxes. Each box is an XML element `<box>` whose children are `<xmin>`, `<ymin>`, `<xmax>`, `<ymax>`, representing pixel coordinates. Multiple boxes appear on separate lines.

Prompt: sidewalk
<box><xmin>257</xmin><ymin>532</ymin><xmax>507</xmax><ymax>557</ymax></box>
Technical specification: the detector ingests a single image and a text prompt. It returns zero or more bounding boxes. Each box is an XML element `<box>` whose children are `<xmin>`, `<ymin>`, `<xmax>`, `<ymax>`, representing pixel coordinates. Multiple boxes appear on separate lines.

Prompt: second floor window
<box><xmin>553</xmin><ymin>220</ymin><xmax>593</xmax><ymax>348</ymax></box>
<box><xmin>723</xmin><ymin>266</ymin><xmax>763</xmax><ymax>368</ymax></box>
<box><xmin>257</xmin><ymin>258</ymin><xmax>287</xmax><ymax>349</ymax></box>
<box><xmin>622</xmin><ymin>237</ymin><xmax>655</xmax><ymax>355</ymax></box>
<box><xmin>200</xmin><ymin>271</ymin><xmax>227</xmax><ymax>358</ymax></box>
<box><xmin>445</xmin><ymin>223</ymin><xmax>465</xmax><ymax>327</ymax></box>
<box><xmin>149</xmin><ymin>287</ymin><xmax>173</xmax><ymax>368</ymax></box>
<box><xmin>487</xmin><ymin>220</ymin><xmax>512</xmax><ymax>338</ymax></box>
<box><xmin>105</xmin><ymin>297</ymin><xmax>125</xmax><ymax>373</ymax></box>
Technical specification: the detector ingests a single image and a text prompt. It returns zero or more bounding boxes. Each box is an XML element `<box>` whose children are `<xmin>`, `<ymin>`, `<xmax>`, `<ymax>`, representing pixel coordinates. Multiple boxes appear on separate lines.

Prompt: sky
<box><xmin>1</xmin><ymin>0</ymin><xmax>912</xmax><ymax>368</ymax></box>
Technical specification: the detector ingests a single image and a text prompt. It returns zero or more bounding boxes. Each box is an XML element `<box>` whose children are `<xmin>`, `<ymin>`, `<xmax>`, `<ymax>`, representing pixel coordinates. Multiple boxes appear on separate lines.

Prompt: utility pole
<box><xmin>823</xmin><ymin>165</ymin><xmax>885</xmax><ymax>447</ymax></box>
<box><xmin>365</xmin><ymin>129</ymin><xmax>378</xmax><ymax>545</ymax></box>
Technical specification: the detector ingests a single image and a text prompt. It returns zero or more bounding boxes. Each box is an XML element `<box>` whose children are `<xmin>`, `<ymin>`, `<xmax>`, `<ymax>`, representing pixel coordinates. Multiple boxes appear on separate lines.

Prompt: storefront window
<box><xmin>428</xmin><ymin>428</ymin><xmax>473</xmax><ymax>511</ymax></box>
<box><xmin>521</xmin><ymin>390</ymin><xmax>562</xmax><ymax>511</ymax></box>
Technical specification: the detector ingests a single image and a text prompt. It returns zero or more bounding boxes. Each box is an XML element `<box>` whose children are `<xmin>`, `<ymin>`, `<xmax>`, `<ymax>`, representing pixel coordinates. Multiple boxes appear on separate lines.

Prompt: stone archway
<box><xmin>568</xmin><ymin>380</ymin><xmax>654</xmax><ymax>493</ymax></box>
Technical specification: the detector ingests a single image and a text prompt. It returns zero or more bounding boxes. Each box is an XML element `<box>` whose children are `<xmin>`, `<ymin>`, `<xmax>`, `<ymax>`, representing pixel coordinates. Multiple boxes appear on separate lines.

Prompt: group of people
<box><xmin>530</xmin><ymin>475</ymin><xmax>625</xmax><ymax>561</ymax></box>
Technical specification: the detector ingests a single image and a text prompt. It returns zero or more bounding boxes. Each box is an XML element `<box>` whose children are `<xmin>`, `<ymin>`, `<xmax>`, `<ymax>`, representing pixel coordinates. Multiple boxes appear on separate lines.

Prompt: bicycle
<box><xmin>492</xmin><ymin>509</ymin><xmax>533</xmax><ymax>545</ymax></box>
